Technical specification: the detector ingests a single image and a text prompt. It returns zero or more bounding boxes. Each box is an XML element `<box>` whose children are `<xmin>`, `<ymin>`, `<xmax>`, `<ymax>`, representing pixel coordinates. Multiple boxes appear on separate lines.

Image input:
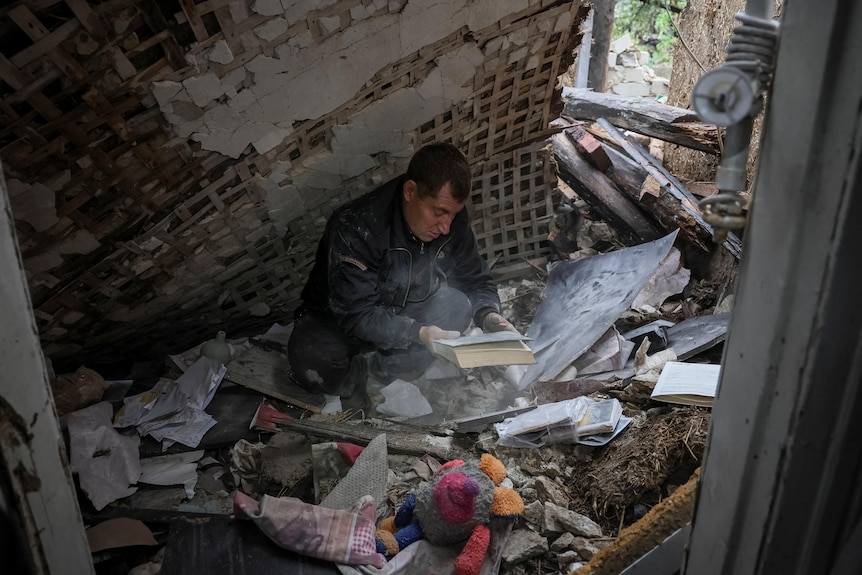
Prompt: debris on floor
<box><xmin>60</xmin><ymin>94</ymin><xmax>737</xmax><ymax>575</ymax></box>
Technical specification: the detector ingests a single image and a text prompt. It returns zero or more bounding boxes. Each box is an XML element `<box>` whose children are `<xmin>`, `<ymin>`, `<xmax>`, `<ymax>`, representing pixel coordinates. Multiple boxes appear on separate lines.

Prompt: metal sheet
<box><xmin>518</xmin><ymin>231</ymin><xmax>678</xmax><ymax>388</ymax></box>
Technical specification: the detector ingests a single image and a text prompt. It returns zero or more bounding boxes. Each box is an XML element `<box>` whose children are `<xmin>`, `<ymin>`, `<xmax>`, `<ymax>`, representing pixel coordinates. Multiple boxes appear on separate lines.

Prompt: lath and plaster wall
<box><xmin>0</xmin><ymin>0</ymin><xmax>581</xmax><ymax>366</ymax></box>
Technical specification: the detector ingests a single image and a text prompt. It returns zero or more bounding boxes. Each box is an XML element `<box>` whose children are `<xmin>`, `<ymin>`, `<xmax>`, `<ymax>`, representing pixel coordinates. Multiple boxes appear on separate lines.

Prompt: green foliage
<box><xmin>613</xmin><ymin>0</ymin><xmax>688</xmax><ymax>64</ymax></box>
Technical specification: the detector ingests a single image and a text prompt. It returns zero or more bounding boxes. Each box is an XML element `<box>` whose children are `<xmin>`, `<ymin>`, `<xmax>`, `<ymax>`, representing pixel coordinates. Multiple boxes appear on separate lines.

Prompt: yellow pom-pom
<box><xmin>478</xmin><ymin>453</ymin><xmax>507</xmax><ymax>485</ymax></box>
<box><xmin>379</xmin><ymin>516</ymin><xmax>397</xmax><ymax>533</ymax></box>
<box><xmin>376</xmin><ymin>529</ymin><xmax>400</xmax><ymax>556</ymax></box>
<box><xmin>490</xmin><ymin>486</ymin><xmax>524</xmax><ymax>517</ymax></box>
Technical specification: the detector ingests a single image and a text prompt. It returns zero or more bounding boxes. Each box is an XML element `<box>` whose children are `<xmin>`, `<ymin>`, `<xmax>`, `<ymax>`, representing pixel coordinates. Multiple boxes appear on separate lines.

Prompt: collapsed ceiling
<box><xmin>0</xmin><ymin>0</ymin><xmax>585</xmax><ymax>368</ymax></box>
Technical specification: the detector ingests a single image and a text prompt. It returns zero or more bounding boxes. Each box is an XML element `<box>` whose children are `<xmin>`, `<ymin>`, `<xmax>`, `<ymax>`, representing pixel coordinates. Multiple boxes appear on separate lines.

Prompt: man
<box><xmin>288</xmin><ymin>143</ymin><xmax>516</xmax><ymax>404</ymax></box>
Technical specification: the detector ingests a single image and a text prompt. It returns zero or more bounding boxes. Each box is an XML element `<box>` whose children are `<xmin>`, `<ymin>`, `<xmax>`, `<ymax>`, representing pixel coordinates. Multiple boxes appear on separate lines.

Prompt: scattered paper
<box><xmin>571</xmin><ymin>327</ymin><xmax>635</xmax><ymax>375</ymax></box>
<box><xmin>322</xmin><ymin>394</ymin><xmax>343</xmax><ymax>414</ymax></box>
<box><xmin>139</xmin><ymin>450</ymin><xmax>205</xmax><ymax>499</ymax></box>
<box><xmin>66</xmin><ymin>402</ymin><xmax>140</xmax><ymax>510</ymax></box>
<box><xmin>114</xmin><ymin>357</ymin><xmax>226</xmax><ymax>449</ymax></box>
<box><xmin>376</xmin><ymin>379</ymin><xmax>433</xmax><ymax>418</ymax></box>
<box><xmin>632</xmin><ymin>247</ymin><xmax>691</xmax><ymax>310</ymax></box>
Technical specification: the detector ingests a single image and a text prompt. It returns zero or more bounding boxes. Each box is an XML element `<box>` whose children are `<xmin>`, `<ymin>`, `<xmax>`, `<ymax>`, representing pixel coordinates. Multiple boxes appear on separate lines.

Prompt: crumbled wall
<box><xmin>0</xmin><ymin>0</ymin><xmax>582</xmax><ymax>366</ymax></box>
<box><xmin>605</xmin><ymin>34</ymin><xmax>669</xmax><ymax>100</ymax></box>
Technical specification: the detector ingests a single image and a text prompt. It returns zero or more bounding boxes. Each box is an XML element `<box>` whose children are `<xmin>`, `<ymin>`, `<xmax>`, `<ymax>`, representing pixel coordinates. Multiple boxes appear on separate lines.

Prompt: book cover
<box><xmin>432</xmin><ymin>332</ymin><xmax>536</xmax><ymax>369</ymax></box>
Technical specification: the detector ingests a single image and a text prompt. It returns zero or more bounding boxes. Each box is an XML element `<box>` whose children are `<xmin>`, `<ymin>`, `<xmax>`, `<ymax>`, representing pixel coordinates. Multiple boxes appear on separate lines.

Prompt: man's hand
<box><xmin>419</xmin><ymin>325</ymin><xmax>461</xmax><ymax>354</ymax></box>
<box><xmin>482</xmin><ymin>312</ymin><xmax>519</xmax><ymax>334</ymax></box>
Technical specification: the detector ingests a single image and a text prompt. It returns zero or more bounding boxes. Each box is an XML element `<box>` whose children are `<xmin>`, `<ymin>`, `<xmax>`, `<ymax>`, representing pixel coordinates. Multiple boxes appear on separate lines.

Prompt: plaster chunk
<box><xmin>151</xmin><ymin>80</ymin><xmax>183</xmax><ymax>107</ymax></box>
<box><xmin>203</xmin><ymin>104</ymin><xmax>244</xmax><ymax>132</ymax></box>
<box><xmin>255</xmin><ymin>18</ymin><xmax>289</xmax><ymax>41</ymax></box>
<box><xmin>8</xmin><ymin>178</ymin><xmax>61</xmax><ymax>232</ymax></box>
<box><xmin>58</xmin><ymin>229</ymin><xmax>100</xmax><ymax>255</ymax></box>
<box><xmin>246</xmin><ymin>54</ymin><xmax>290</xmax><ymax>77</ymax></box>
<box><xmin>303</xmin><ymin>153</ymin><xmax>378</xmax><ymax>178</ymax></box>
<box><xmin>252</xmin><ymin>0</ymin><xmax>283</xmax><ymax>16</ymax></box>
<box><xmin>229</xmin><ymin>88</ymin><xmax>258</xmax><ymax>113</ymax></box>
<box><xmin>208</xmin><ymin>40</ymin><xmax>234</xmax><ymax>64</ymax></box>
<box><xmin>507</xmin><ymin>45</ymin><xmax>529</xmax><ymax>65</ymax></box>
<box><xmin>164</xmin><ymin>101</ymin><xmax>204</xmax><ymax>123</ymax></box>
<box><xmin>388</xmin><ymin>0</ymin><xmax>404</xmax><ymax>12</ymax></box>
<box><xmin>350</xmin><ymin>4</ymin><xmax>367</xmax><ymax>20</ymax></box>
<box><xmin>252</xmin><ymin>124</ymin><xmax>290</xmax><ymax>154</ymax></box>
<box><xmin>183</xmin><ymin>73</ymin><xmax>225</xmax><ymax>107</ymax></box>
<box><xmin>174</xmin><ymin>117</ymin><xmax>204</xmax><ymax>139</ymax></box>
<box><xmin>25</xmin><ymin>251</ymin><xmax>64</xmax><ymax>274</ymax></box>
<box><xmin>507</xmin><ymin>27</ymin><xmax>529</xmax><ymax>46</ymax></box>
<box><xmin>318</xmin><ymin>15</ymin><xmax>342</xmax><ymax>36</ymax></box>
<box><xmin>466</xmin><ymin>0</ymin><xmax>529</xmax><ymax>32</ymax></box>
<box><xmin>553</xmin><ymin>11</ymin><xmax>572</xmax><ymax>33</ymax></box>
<box><xmin>526</xmin><ymin>55</ymin><xmax>539</xmax><ymax>70</ymax></box>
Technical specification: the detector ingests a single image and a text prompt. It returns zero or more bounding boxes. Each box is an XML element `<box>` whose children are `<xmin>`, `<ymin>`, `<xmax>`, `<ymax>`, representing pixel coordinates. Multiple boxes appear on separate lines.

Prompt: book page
<box><xmin>652</xmin><ymin>362</ymin><xmax>721</xmax><ymax>401</ymax></box>
<box><xmin>434</xmin><ymin>331</ymin><xmax>531</xmax><ymax>348</ymax></box>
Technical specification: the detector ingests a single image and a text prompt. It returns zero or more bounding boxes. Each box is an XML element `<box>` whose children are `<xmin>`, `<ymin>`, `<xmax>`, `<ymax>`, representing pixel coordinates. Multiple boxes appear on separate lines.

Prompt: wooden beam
<box><xmin>552</xmin><ymin>132</ymin><xmax>663</xmax><ymax>246</ymax></box>
<box><xmin>596</xmin><ymin>118</ymin><xmax>742</xmax><ymax>259</ymax></box>
<box><xmin>562</xmin><ymin>88</ymin><xmax>722</xmax><ymax>154</ymax></box>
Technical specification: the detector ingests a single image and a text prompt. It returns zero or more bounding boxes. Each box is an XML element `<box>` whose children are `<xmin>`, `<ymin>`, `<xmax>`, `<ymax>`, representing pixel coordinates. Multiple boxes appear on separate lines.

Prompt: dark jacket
<box><xmin>300</xmin><ymin>176</ymin><xmax>501</xmax><ymax>349</ymax></box>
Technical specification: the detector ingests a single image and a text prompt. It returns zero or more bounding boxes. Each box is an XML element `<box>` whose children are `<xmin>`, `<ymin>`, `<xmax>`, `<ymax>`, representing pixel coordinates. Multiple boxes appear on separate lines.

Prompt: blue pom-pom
<box><xmin>393</xmin><ymin>522</ymin><xmax>424</xmax><ymax>550</ymax></box>
<box><xmin>394</xmin><ymin>493</ymin><xmax>416</xmax><ymax>528</ymax></box>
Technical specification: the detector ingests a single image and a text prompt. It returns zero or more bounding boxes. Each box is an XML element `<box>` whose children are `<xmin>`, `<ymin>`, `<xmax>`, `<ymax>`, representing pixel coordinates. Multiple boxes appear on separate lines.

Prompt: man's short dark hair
<box><xmin>404</xmin><ymin>143</ymin><xmax>471</xmax><ymax>202</ymax></box>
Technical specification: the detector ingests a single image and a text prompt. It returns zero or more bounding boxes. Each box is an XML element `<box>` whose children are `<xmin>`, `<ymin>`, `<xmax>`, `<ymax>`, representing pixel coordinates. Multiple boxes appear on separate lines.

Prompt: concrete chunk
<box><xmin>612</xmin><ymin>82</ymin><xmax>652</xmax><ymax>97</ymax></box>
<box><xmin>611</xmin><ymin>33</ymin><xmax>634</xmax><ymax>53</ymax></box>
<box><xmin>501</xmin><ymin>529</ymin><xmax>548</xmax><ymax>565</ymax></box>
<box><xmin>542</xmin><ymin>501</ymin><xmax>603</xmax><ymax>538</ymax></box>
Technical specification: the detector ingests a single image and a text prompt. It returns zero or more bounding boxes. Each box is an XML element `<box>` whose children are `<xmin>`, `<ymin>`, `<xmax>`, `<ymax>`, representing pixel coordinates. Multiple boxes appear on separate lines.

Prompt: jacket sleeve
<box><xmin>446</xmin><ymin>216</ymin><xmax>502</xmax><ymax>327</ymax></box>
<box><xmin>326</xmin><ymin>221</ymin><xmax>420</xmax><ymax>350</ymax></box>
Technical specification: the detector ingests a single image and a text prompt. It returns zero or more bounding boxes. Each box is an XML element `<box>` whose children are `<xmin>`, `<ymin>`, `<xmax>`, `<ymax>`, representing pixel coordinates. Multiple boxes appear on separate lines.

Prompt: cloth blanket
<box><xmin>233</xmin><ymin>491</ymin><xmax>386</xmax><ymax>568</ymax></box>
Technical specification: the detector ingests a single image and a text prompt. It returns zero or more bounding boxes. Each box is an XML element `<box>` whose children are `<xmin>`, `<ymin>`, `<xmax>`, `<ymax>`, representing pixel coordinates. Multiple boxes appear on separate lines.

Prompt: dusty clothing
<box><xmin>289</xmin><ymin>176</ymin><xmax>500</xmax><ymax>394</ymax></box>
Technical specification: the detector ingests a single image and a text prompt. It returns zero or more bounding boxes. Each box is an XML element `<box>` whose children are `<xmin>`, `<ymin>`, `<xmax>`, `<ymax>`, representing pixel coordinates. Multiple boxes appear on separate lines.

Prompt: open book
<box><xmin>651</xmin><ymin>361</ymin><xmax>721</xmax><ymax>407</ymax></box>
<box><xmin>432</xmin><ymin>331</ymin><xmax>536</xmax><ymax>369</ymax></box>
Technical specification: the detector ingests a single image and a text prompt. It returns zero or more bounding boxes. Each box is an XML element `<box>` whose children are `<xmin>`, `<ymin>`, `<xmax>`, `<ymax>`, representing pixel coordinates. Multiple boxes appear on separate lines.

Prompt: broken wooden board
<box><xmin>162</xmin><ymin>515</ymin><xmax>341</xmax><ymax>575</ymax></box>
<box><xmin>253</xmin><ymin>408</ymin><xmax>470</xmax><ymax>462</ymax></box>
<box><xmin>562</xmin><ymin>88</ymin><xmax>721</xmax><ymax>154</ymax></box>
<box><xmin>226</xmin><ymin>344</ymin><xmax>325</xmax><ymax>413</ymax></box>
<box><xmin>553</xmin><ymin>131</ymin><xmax>664</xmax><ymax>246</ymax></box>
<box><xmin>596</xmin><ymin>118</ymin><xmax>742</xmax><ymax>259</ymax></box>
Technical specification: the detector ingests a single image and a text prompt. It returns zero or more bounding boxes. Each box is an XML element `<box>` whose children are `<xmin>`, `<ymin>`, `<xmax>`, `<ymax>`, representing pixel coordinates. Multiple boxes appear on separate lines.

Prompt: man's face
<box><xmin>402</xmin><ymin>180</ymin><xmax>465</xmax><ymax>242</ymax></box>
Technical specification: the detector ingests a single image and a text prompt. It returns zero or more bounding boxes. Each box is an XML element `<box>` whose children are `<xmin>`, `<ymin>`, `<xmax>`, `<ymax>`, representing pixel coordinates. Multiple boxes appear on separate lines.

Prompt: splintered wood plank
<box><xmin>553</xmin><ymin>131</ymin><xmax>663</xmax><ymax>245</ymax></box>
<box><xmin>562</xmin><ymin>88</ymin><xmax>721</xmax><ymax>154</ymax></box>
<box><xmin>226</xmin><ymin>345</ymin><xmax>325</xmax><ymax>413</ymax></box>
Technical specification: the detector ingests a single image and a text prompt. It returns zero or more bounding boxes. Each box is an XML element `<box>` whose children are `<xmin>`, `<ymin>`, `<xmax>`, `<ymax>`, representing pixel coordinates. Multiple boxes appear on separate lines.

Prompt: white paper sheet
<box><xmin>66</xmin><ymin>402</ymin><xmax>140</xmax><ymax>510</ymax></box>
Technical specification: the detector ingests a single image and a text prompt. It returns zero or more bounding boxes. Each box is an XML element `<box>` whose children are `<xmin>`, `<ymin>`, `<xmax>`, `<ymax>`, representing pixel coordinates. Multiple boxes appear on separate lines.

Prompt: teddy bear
<box><xmin>375</xmin><ymin>453</ymin><xmax>524</xmax><ymax>575</ymax></box>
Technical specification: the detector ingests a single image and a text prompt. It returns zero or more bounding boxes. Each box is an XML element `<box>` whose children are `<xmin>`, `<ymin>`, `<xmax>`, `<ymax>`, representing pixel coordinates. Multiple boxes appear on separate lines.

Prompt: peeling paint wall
<box><xmin>0</xmin><ymin>0</ymin><xmax>581</xmax><ymax>365</ymax></box>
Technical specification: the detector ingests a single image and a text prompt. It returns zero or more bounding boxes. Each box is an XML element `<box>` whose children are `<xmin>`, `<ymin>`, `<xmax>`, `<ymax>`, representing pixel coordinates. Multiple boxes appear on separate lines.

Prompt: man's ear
<box><xmin>403</xmin><ymin>179</ymin><xmax>418</xmax><ymax>203</ymax></box>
